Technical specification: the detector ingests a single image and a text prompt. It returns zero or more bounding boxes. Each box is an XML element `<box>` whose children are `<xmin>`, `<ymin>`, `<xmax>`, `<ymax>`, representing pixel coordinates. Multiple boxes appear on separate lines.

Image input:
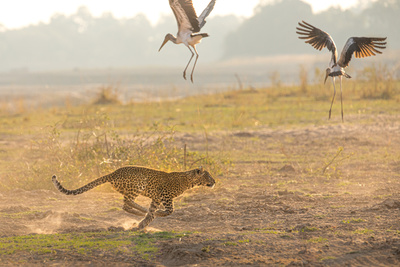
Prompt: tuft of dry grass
<box><xmin>92</xmin><ymin>86</ymin><xmax>122</xmax><ymax>105</ymax></box>
<box><xmin>2</xmin><ymin>110</ymin><xmax>227</xmax><ymax>191</ymax></box>
<box><xmin>299</xmin><ymin>65</ymin><xmax>308</xmax><ymax>94</ymax></box>
<box><xmin>357</xmin><ymin>64</ymin><xmax>397</xmax><ymax>100</ymax></box>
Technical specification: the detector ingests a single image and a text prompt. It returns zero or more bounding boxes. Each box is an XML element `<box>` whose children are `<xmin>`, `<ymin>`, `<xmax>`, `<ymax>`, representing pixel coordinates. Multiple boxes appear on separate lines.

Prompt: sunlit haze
<box><xmin>0</xmin><ymin>0</ymin><xmax>360</xmax><ymax>29</ymax></box>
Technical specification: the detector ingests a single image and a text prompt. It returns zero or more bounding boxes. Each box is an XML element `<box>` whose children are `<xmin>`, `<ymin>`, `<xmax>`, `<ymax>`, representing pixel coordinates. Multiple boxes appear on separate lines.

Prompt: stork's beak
<box><xmin>324</xmin><ymin>73</ymin><xmax>329</xmax><ymax>84</ymax></box>
<box><xmin>158</xmin><ymin>36</ymin><xmax>169</xmax><ymax>52</ymax></box>
<box><xmin>324</xmin><ymin>68</ymin><xmax>330</xmax><ymax>84</ymax></box>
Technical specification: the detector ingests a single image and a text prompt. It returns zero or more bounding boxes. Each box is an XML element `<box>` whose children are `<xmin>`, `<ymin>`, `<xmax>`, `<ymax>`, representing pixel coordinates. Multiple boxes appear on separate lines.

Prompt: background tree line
<box><xmin>0</xmin><ymin>0</ymin><xmax>398</xmax><ymax>72</ymax></box>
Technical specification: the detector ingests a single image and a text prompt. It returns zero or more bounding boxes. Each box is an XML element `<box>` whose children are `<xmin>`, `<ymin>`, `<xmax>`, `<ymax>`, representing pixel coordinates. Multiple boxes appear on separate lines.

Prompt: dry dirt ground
<box><xmin>1</xmin><ymin>115</ymin><xmax>400</xmax><ymax>266</ymax></box>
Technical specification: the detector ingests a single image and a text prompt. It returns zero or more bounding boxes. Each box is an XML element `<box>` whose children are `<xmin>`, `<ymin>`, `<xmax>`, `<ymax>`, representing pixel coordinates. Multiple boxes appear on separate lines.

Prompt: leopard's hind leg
<box><xmin>124</xmin><ymin>195</ymin><xmax>149</xmax><ymax>214</ymax></box>
<box><xmin>123</xmin><ymin>196</ymin><xmax>147</xmax><ymax>216</ymax></box>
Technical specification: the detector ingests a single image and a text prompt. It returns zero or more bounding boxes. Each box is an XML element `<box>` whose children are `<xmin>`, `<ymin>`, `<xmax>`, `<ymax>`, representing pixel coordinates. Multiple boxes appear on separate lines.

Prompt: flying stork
<box><xmin>159</xmin><ymin>0</ymin><xmax>216</xmax><ymax>83</ymax></box>
<box><xmin>296</xmin><ymin>21</ymin><xmax>387</xmax><ymax>121</ymax></box>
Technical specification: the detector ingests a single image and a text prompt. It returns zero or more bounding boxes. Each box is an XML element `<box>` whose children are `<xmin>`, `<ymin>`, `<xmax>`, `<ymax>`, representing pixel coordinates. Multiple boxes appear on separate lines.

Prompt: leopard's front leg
<box><xmin>155</xmin><ymin>199</ymin><xmax>174</xmax><ymax>217</ymax></box>
<box><xmin>136</xmin><ymin>200</ymin><xmax>159</xmax><ymax>230</ymax></box>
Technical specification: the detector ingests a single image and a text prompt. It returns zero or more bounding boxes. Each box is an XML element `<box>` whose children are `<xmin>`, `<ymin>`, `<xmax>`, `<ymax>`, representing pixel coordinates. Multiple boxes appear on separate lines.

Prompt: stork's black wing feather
<box><xmin>296</xmin><ymin>21</ymin><xmax>338</xmax><ymax>64</ymax></box>
<box><xmin>198</xmin><ymin>0</ymin><xmax>216</xmax><ymax>30</ymax></box>
<box><xmin>338</xmin><ymin>37</ymin><xmax>387</xmax><ymax>67</ymax></box>
<box><xmin>170</xmin><ymin>0</ymin><xmax>200</xmax><ymax>32</ymax></box>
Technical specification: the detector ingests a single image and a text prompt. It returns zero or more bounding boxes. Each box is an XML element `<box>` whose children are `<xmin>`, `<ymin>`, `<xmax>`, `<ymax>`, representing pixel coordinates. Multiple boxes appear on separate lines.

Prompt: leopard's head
<box><xmin>191</xmin><ymin>166</ymin><xmax>215</xmax><ymax>189</ymax></box>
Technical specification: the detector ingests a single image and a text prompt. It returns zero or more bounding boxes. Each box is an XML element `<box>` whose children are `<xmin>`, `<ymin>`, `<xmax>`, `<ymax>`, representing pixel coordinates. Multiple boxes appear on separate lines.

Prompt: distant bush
<box><xmin>92</xmin><ymin>86</ymin><xmax>122</xmax><ymax>105</ymax></box>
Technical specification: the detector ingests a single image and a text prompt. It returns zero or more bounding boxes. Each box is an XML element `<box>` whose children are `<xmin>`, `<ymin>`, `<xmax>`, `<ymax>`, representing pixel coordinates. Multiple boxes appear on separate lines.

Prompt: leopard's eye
<box><xmin>196</xmin><ymin>169</ymin><xmax>201</xmax><ymax>175</ymax></box>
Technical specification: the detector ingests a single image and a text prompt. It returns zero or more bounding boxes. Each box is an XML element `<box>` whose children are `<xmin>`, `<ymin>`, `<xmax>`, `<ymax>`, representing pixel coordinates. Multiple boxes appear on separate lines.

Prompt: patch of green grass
<box><xmin>337</xmin><ymin>181</ymin><xmax>352</xmax><ymax>187</ymax></box>
<box><xmin>79</xmin><ymin>217</ymin><xmax>94</xmax><ymax>221</ymax></box>
<box><xmin>244</xmin><ymin>227</ymin><xmax>281</xmax><ymax>235</ymax></box>
<box><xmin>301</xmin><ymin>226</ymin><xmax>319</xmax><ymax>232</ymax></box>
<box><xmin>330</xmin><ymin>205</ymin><xmax>345</xmax><ymax>209</ymax></box>
<box><xmin>0</xmin><ymin>210</ymin><xmax>42</xmax><ymax>219</ymax></box>
<box><xmin>306</xmin><ymin>237</ymin><xmax>328</xmax><ymax>243</ymax></box>
<box><xmin>0</xmin><ymin>231</ymin><xmax>190</xmax><ymax>260</ymax></box>
<box><xmin>341</xmin><ymin>218</ymin><xmax>366</xmax><ymax>224</ymax></box>
<box><xmin>223</xmin><ymin>241</ymin><xmax>238</xmax><ymax>246</ymax></box>
<box><xmin>346</xmin><ymin>251</ymin><xmax>361</xmax><ymax>254</ymax></box>
<box><xmin>320</xmin><ymin>256</ymin><xmax>337</xmax><ymax>261</ymax></box>
<box><xmin>386</xmin><ymin>229</ymin><xmax>400</xmax><ymax>235</ymax></box>
<box><xmin>238</xmin><ymin>239</ymin><xmax>250</xmax><ymax>243</ymax></box>
<box><xmin>352</xmin><ymin>229</ymin><xmax>374</xmax><ymax>235</ymax></box>
<box><xmin>201</xmin><ymin>245</ymin><xmax>211</xmax><ymax>252</ymax></box>
<box><xmin>373</xmin><ymin>194</ymin><xmax>392</xmax><ymax>199</ymax></box>
<box><xmin>275</xmin><ymin>180</ymin><xmax>300</xmax><ymax>187</ymax></box>
<box><xmin>259</xmin><ymin>230</ymin><xmax>282</xmax><ymax>234</ymax></box>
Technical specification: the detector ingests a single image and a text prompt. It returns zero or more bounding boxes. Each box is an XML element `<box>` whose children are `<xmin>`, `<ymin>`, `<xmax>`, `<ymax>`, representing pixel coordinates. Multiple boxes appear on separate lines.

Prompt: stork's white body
<box><xmin>175</xmin><ymin>31</ymin><xmax>203</xmax><ymax>46</ymax></box>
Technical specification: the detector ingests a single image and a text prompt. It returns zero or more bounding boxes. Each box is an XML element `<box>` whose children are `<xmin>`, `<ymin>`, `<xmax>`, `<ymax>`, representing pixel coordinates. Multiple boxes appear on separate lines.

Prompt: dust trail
<box><xmin>115</xmin><ymin>218</ymin><xmax>162</xmax><ymax>232</ymax></box>
<box><xmin>118</xmin><ymin>219</ymin><xmax>138</xmax><ymax>230</ymax></box>
<box><xmin>26</xmin><ymin>211</ymin><xmax>63</xmax><ymax>235</ymax></box>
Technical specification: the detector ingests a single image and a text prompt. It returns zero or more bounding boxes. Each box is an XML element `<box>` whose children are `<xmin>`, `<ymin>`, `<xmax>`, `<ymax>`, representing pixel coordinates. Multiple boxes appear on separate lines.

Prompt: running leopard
<box><xmin>52</xmin><ymin>166</ymin><xmax>215</xmax><ymax>230</ymax></box>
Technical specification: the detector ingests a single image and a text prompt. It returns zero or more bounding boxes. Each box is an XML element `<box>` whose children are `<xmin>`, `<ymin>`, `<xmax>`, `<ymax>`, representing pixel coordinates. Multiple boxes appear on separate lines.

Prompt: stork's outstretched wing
<box><xmin>198</xmin><ymin>0</ymin><xmax>216</xmax><ymax>30</ymax></box>
<box><xmin>337</xmin><ymin>37</ymin><xmax>387</xmax><ymax>67</ymax></box>
<box><xmin>296</xmin><ymin>21</ymin><xmax>338</xmax><ymax>65</ymax></box>
<box><xmin>170</xmin><ymin>0</ymin><xmax>200</xmax><ymax>33</ymax></box>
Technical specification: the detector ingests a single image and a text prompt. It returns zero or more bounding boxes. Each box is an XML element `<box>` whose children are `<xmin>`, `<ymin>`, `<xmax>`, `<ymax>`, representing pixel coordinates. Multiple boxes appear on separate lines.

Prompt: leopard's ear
<box><xmin>196</xmin><ymin>166</ymin><xmax>204</xmax><ymax>175</ymax></box>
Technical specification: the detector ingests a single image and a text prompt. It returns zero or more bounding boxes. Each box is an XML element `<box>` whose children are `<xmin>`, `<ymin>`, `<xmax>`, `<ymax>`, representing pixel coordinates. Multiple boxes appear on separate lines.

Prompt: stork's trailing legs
<box><xmin>329</xmin><ymin>77</ymin><xmax>336</xmax><ymax>120</ymax></box>
<box><xmin>190</xmin><ymin>46</ymin><xmax>199</xmax><ymax>83</ymax></box>
<box><xmin>183</xmin><ymin>46</ymin><xmax>195</xmax><ymax>81</ymax></box>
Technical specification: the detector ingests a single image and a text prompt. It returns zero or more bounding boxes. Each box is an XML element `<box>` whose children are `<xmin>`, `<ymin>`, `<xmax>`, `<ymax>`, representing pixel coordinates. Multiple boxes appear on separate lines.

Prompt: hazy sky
<box><xmin>0</xmin><ymin>0</ymin><xmax>360</xmax><ymax>29</ymax></box>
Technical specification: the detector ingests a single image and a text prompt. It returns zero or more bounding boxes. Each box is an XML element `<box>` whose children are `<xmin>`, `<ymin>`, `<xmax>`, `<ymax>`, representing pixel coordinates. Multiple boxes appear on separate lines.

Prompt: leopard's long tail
<box><xmin>52</xmin><ymin>174</ymin><xmax>111</xmax><ymax>195</ymax></box>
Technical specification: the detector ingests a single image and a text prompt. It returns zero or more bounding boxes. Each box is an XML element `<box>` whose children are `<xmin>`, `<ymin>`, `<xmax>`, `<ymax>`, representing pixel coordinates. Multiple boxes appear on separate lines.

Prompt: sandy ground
<box><xmin>1</xmin><ymin>114</ymin><xmax>400</xmax><ymax>266</ymax></box>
